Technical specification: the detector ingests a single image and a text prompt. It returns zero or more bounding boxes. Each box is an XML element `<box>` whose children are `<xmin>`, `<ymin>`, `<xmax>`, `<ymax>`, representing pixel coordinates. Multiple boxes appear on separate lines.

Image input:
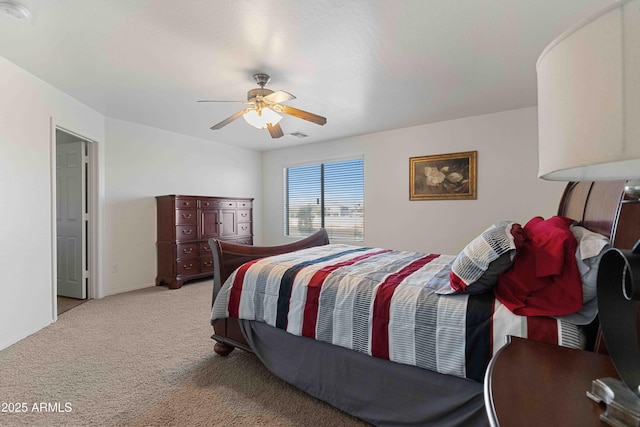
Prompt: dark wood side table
<box><xmin>484</xmin><ymin>336</ymin><xmax>618</xmax><ymax>427</ymax></box>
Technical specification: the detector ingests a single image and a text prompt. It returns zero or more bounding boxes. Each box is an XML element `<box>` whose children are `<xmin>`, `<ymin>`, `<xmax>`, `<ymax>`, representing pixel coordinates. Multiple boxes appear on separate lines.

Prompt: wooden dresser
<box><xmin>155</xmin><ymin>195</ymin><xmax>253</xmax><ymax>289</ymax></box>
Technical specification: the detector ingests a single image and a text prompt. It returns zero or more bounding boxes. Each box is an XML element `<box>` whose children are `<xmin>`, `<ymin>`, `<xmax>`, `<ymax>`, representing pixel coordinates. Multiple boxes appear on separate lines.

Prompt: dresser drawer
<box><xmin>177</xmin><ymin>259</ymin><xmax>200</xmax><ymax>275</ymax></box>
<box><xmin>200</xmin><ymin>199</ymin><xmax>219</xmax><ymax>209</ymax></box>
<box><xmin>201</xmin><ymin>256</ymin><xmax>214</xmax><ymax>273</ymax></box>
<box><xmin>199</xmin><ymin>242</ymin><xmax>213</xmax><ymax>256</ymax></box>
<box><xmin>237</xmin><ymin>200</ymin><xmax>252</xmax><ymax>208</ymax></box>
<box><xmin>175</xmin><ymin>197</ymin><xmax>197</xmax><ymax>209</ymax></box>
<box><xmin>237</xmin><ymin>223</ymin><xmax>252</xmax><ymax>236</ymax></box>
<box><xmin>176</xmin><ymin>225</ymin><xmax>198</xmax><ymax>241</ymax></box>
<box><xmin>175</xmin><ymin>209</ymin><xmax>197</xmax><ymax>225</ymax></box>
<box><xmin>176</xmin><ymin>243</ymin><xmax>198</xmax><ymax>259</ymax></box>
<box><xmin>200</xmin><ymin>199</ymin><xmax>237</xmax><ymax>209</ymax></box>
<box><xmin>237</xmin><ymin>209</ymin><xmax>252</xmax><ymax>223</ymax></box>
<box><xmin>219</xmin><ymin>201</ymin><xmax>237</xmax><ymax>209</ymax></box>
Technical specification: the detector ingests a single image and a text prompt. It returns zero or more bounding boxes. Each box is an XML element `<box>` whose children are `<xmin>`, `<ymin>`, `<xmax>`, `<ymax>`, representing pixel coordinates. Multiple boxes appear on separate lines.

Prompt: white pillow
<box><xmin>555</xmin><ymin>226</ymin><xmax>609</xmax><ymax>325</ymax></box>
<box><xmin>447</xmin><ymin>221</ymin><xmax>522</xmax><ymax>294</ymax></box>
<box><xmin>571</xmin><ymin>226</ymin><xmax>610</xmax><ymax>303</ymax></box>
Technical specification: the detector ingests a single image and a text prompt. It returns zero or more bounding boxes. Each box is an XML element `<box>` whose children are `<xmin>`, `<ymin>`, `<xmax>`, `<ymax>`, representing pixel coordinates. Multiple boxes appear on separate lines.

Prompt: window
<box><xmin>284</xmin><ymin>158</ymin><xmax>364</xmax><ymax>241</ymax></box>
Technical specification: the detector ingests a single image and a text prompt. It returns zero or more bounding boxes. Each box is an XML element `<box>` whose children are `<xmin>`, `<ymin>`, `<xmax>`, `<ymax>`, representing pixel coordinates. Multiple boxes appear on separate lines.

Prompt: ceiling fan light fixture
<box><xmin>0</xmin><ymin>1</ymin><xmax>30</xmax><ymax>20</ymax></box>
<box><xmin>243</xmin><ymin>108</ymin><xmax>282</xmax><ymax>129</ymax></box>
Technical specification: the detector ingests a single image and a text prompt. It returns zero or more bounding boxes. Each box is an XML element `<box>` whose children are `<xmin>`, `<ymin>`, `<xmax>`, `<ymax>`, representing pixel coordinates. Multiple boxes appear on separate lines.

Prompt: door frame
<box><xmin>50</xmin><ymin>120</ymin><xmax>102</xmax><ymax>320</ymax></box>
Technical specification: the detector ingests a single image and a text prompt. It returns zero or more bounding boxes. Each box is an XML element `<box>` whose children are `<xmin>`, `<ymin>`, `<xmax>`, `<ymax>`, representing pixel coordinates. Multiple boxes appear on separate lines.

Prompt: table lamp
<box><xmin>537</xmin><ymin>0</ymin><xmax>640</xmax><ymax>425</ymax></box>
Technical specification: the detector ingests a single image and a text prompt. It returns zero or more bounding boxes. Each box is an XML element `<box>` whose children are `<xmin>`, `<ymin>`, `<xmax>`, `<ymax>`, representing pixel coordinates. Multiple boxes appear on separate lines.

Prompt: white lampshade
<box><xmin>242</xmin><ymin>108</ymin><xmax>282</xmax><ymax>130</ymax></box>
<box><xmin>537</xmin><ymin>0</ymin><xmax>640</xmax><ymax>181</ymax></box>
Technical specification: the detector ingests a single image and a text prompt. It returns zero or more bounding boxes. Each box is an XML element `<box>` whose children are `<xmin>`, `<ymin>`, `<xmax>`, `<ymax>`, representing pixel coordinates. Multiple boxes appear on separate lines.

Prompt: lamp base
<box><xmin>588</xmin><ymin>377</ymin><xmax>640</xmax><ymax>427</ymax></box>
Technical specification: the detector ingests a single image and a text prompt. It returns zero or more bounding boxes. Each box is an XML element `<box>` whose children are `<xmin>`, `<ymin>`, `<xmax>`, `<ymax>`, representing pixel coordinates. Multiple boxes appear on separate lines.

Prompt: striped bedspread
<box><xmin>211</xmin><ymin>244</ymin><xmax>582</xmax><ymax>381</ymax></box>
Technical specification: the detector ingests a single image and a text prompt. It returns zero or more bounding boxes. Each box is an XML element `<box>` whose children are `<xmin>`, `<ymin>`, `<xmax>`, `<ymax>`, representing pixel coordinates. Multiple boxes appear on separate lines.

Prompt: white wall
<box><xmin>262</xmin><ymin>107</ymin><xmax>566</xmax><ymax>254</ymax></box>
<box><xmin>0</xmin><ymin>56</ymin><xmax>564</xmax><ymax>352</ymax></box>
<box><xmin>103</xmin><ymin>118</ymin><xmax>262</xmax><ymax>296</ymax></box>
<box><xmin>0</xmin><ymin>55</ymin><xmax>264</xmax><ymax>351</ymax></box>
<box><xmin>0</xmin><ymin>56</ymin><xmax>105</xmax><ymax>350</ymax></box>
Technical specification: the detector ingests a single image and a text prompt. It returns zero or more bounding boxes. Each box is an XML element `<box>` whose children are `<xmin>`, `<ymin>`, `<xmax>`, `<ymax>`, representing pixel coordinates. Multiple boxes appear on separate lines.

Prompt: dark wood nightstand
<box><xmin>484</xmin><ymin>336</ymin><xmax>618</xmax><ymax>427</ymax></box>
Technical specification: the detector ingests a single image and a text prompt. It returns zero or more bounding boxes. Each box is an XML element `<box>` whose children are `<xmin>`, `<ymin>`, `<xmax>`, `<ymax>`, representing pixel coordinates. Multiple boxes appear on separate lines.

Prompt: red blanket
<box><xmin>493</xmin><ymin>216</ymin><xmax>583</xmax><ymax>316</ymax></box>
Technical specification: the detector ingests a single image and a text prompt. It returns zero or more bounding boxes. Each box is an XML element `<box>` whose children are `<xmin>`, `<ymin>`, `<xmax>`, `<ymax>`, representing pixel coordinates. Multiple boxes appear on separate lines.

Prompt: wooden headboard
<box><xmin>558</xmin><ymin>181</ymin><xmax>640</xmax><ymax>250</ymax></box>
<box><xmin>559</xmin><ymin>180</ymin><xmax>640</xmax><ymax>352</ymax></box>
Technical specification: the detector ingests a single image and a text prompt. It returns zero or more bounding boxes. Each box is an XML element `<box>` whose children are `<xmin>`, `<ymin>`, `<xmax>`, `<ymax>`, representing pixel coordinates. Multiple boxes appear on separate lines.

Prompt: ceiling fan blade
<box><xmin>263</xmin><ymin>90</ymin><xmax>296</xmax><ymax>104</ymax></box>
<box><xmin>267</xmin><ymin>123</ymin><xmax>284</xmax><ymax>138</ymax></box>
<box><xmin>278</xmin><ymin>104</ymin><xmax>327</xmax><ymax>126</ymax></box>
<box><xmin>210</xmin><ymin>109</ymin><xmax>249</xmax><ymax>130</ymax></box>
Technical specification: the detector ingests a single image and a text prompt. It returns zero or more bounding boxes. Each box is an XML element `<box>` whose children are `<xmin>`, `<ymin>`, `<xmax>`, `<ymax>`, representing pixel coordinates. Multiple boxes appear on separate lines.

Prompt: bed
<box><xmin>208</xmin><ymin>180</ymin><xmax>640</xmax><ymax>426</ymax></box>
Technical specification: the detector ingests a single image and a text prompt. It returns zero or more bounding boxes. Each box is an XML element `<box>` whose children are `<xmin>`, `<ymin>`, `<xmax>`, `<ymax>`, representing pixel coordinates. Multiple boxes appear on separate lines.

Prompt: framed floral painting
<box><xmin>409</xmin><ymin>151</ymin><xmax>477</xmax><ymax>200</ymax></box>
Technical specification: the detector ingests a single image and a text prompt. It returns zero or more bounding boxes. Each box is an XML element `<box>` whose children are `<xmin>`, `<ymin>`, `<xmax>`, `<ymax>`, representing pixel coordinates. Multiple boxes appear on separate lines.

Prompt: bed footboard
<box><xmin>209</xmin><ymin>229</ymin><xmax>330</xmax><ymax>355</ymax></box>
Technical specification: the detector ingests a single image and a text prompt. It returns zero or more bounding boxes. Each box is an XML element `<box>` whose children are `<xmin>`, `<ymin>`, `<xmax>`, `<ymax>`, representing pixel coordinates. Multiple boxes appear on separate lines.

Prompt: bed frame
<box><xmin>210</xmin><ymin>229</ymin><xmax>330</xmax><ymax>356</ymax></box>
<box><xmin>208</xmin><ymin>180</ymin><xmax>640</xmax><ymax>425</ymax></box>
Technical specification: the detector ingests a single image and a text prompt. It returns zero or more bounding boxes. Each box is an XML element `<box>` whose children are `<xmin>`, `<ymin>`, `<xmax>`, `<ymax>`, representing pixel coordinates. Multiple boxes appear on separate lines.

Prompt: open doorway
<box><xmin>55</xmin><ymin>128</ymin><xmax>95</xmax><ymax>314</ymax></box>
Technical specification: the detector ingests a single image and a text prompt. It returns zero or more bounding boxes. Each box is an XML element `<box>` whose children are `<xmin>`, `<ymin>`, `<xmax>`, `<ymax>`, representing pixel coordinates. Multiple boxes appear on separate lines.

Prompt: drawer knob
<box><xmin>203</xmin><ymin>261</ymin><xmax>212</xmax><ymax>266</ymax></box>
<box><xmin>203</xmin><ymin>246</ymin><xmax>211</xmax><ymax>252</ymax></box>
<box><xmin>183</xmin><ymin>263</ymin><xmax>193</xmax><ymax>270</ymax></box>
<box><xmin>182</xmin><ymin>213</ymin><xmax>192</xmax><ymax>219</ymax></box>
<box><xmin>183</xmin><ymin>248</ymin><xmax>193</xmax><ymax>254</ymax></box>
<box><xmin>183</xmin><ymin>229</ymin><xmax>193</xmax><ymax>235</ymax></box>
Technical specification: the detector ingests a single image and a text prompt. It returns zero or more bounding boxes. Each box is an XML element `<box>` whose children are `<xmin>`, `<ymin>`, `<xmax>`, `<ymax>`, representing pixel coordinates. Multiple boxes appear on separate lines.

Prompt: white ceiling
<box><xmin>0</xmin><ymin>0</ymin><xmax>613</xmax><ymax>151</ymax></box>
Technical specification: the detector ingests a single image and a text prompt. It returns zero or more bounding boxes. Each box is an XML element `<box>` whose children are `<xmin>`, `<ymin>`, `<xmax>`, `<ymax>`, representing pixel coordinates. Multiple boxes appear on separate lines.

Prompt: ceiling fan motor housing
<box><xmin>247</xmin><ymin>87</ymin><xmax>274</xmax><ymax>102</ymax></box>
<box><xmin>253</xmin><ymin>73</ymin><xmax>271</xmax><ymax>87</ymax></box>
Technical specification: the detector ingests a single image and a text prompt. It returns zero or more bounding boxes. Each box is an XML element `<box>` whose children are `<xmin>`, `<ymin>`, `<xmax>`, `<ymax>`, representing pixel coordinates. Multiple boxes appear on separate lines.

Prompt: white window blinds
<box><xmin>284</xmin><ymin>158</ymin><xmax>364</xmax><ymax>241</ymax></box>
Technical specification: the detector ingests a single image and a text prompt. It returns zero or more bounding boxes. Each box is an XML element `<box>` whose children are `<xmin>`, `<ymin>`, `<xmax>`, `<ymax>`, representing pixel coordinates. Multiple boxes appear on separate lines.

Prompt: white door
<box><xmin>56</xmin><ymin>140</ymin><xmax>87</xmax><ymax>299</ymax></box>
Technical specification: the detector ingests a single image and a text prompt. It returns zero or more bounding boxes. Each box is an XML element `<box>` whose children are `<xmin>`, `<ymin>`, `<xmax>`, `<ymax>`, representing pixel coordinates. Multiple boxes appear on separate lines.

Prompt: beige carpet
<box><xmin>0</xmin><ymin>280</ymin><xmax>367</xmax><ymax>426</ymax></box>
<box><xmin>57</xmin><ymin>296</ymin><xmax>88</xmax><ymax>315</ymax></box>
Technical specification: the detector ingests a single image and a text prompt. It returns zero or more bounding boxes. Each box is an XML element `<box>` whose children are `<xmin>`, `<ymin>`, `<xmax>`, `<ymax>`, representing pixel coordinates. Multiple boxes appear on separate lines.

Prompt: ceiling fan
<box><xmin>198</xmin><ymin>73</ymin><xmax>327</xmax><ymax>139</ymax></box>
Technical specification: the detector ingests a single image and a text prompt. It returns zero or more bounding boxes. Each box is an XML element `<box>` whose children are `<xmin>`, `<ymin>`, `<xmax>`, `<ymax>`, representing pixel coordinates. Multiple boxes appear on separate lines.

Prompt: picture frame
<box><xmin>409</xmin><ymin>151</ymin><xmax>477</xmax><ymax>200</ymax></box>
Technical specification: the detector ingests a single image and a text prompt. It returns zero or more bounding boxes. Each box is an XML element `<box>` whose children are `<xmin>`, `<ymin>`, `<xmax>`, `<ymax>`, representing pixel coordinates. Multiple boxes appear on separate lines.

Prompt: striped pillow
<box><xmin>449</xmin><ymin>221</ymin><xmax>523</xmax><ymax>294</ymax></box>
